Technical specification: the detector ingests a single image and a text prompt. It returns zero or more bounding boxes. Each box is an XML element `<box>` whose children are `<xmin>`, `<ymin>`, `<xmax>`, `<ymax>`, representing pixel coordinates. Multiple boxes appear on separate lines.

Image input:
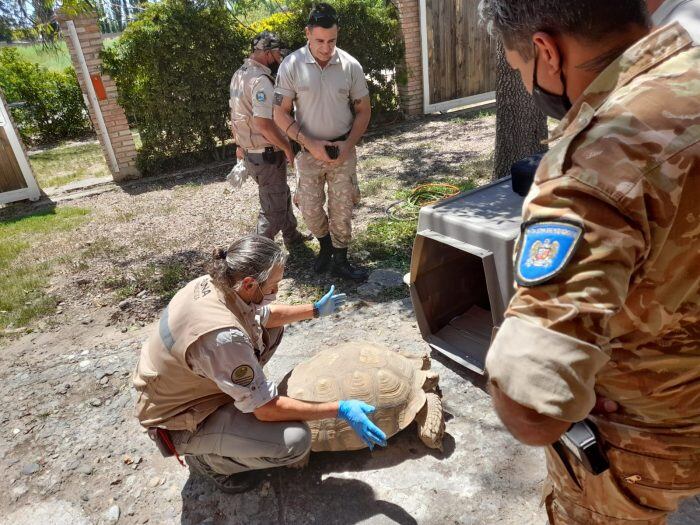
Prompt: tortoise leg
<box><xmin>422</xmin><ymin>369</ymin><xmax>440</xmax><ymax>393</ymax></box>
<box><xmin>415</xmin><ymin>392</ymin><xmax>445</xmax><ymax>451</ymax></box>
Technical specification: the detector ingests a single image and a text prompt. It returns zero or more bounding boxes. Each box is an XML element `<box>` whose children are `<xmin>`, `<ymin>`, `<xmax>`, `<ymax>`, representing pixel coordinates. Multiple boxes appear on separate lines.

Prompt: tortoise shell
<box><xmin>287</xmin><ymin>342</ymin><xmax>435</xmax><ymax>452</ymax></box>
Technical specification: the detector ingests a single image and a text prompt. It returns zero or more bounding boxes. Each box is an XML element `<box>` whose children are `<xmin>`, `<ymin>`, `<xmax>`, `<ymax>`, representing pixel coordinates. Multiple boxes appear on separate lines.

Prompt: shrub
<box><xmin>252</xmin><ymin>0</ymin><xmax>405</xmax><ymax>124</ymax></box>
<box><xmin>102</xmin><ymin>0</ymin><xmax>250</xmax><ymax>174</ymax></box>
<box><xmin>0</xmin><ymin>48</ymin><xmax>92</xmax><ymax>144</ymax></box>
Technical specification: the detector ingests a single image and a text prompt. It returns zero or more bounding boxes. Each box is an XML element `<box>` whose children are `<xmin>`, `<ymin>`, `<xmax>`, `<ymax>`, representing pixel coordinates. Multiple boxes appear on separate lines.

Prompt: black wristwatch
<box><xmin>313</xmin><ymin>305</ymin><xmax>320</xmax><ymax>318</ymax></box>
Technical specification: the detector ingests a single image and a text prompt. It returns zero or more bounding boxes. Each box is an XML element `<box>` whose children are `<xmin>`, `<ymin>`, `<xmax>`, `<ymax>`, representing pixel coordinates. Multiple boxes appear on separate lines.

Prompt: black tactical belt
<box><xmin>292</xmin><ymin>132</ymin><xmax>349</xmax><ymax>156</ymax></box>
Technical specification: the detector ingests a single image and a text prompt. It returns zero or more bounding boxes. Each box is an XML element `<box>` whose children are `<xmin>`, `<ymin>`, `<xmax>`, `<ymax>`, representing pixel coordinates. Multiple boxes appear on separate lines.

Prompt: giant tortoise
<box><xmin>286</xmin><ymin>342</ymin><xmax>445</xmax><ymax>452</ymax></box>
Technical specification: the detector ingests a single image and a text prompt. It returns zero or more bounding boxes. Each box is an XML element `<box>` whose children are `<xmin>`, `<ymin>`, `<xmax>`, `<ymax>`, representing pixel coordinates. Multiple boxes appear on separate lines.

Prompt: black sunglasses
<box><xmin>308</xmin><ymin>12</ymin><xmax>339</xmax><ymax>28</ymax></box>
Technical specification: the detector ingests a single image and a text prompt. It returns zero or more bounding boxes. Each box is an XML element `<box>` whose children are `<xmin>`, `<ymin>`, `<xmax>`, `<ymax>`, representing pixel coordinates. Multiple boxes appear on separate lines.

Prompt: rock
<box><xmin>79</xmin><ymin>360</ymin><xmax>91</xmax><ymax>370</ymax></box>
<box><xmin>100</xmin><ymin>376</ymin><xmax>109</xmax><ymax>386</ymax></box>
<box><xmin>21</xmin><ymin>463</ymin><xmax>40</xmax><ymax>476</ymax></box>
<box><xmin>136</xmin><ymin>290</ymin><xmax>148</xmax><ymax>299</ymax></box>
<box><xmin>81</xmin><ymin>493</ymin><xmax>89</xmax><ymax>502</ymax></box>
<box><xmin>90</xmin><ymin>398</ymin><xmax>102</xmax><ymax>407</ymax></box>
<box><xmin>103</xmin><ymin>504</ymin><xmax>120</xmax><ymax>524</ymax></box>
<box><xmin>94</xmin><ymin>369</ymin><xmax>109</xmax><ymax>380</ymax></box>
<box><xmin>78</xmin><ymin>465</ymin><xmax>93</xmax><ymax>475</ymax></box>
<box><xmin>12</xmin><ymin>484</ymin><xmax>28</xmax><ymax>497</ymax></box>
<box><xmin>368</xmin><ymin>268</ymin><xmax>405</xmax><ymax>288</ymax></box>
<box><xmin>79</xmin><ymin>317</ymin><xmax>93</xmax><ymax>325</ymax></box>
<box><xmin>147</xmin><ymin>476</ymin><xmax>163</xmax><ymax>488</ymax></box>
<box><xmin>118</xmin><ymin>299</ymin><xmax>132</xmax><ymax>310</ymax></box>
<box><xmin>357</xmin><ymin>282</ymin><xmax>383</xmax><ymax>298</ymax></box>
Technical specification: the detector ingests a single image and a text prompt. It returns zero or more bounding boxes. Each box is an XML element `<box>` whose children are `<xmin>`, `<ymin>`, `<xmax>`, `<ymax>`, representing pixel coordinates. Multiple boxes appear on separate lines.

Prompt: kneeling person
<box><xmin>133</xmin><ymin>235</ymin><xmax>386</xmax><ymax>493</ymax></box>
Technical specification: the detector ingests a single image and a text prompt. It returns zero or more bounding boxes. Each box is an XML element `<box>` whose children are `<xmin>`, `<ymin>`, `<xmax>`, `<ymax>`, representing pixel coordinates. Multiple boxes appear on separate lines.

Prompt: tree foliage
<box><xmin>0</xmin><ymin>47</ymin><xmax>92</xmax><ymax>144</ymax></box>
<box><xmin>101</xmin><ymin>0</ymin><xmax>250</xmax><ymax>173</ymax></box>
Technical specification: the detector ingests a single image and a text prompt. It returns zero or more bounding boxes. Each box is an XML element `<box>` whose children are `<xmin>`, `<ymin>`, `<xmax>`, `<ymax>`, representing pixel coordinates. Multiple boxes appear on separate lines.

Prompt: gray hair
<box><xmin>479</xmin><ymin>0</ymin><xmax>650</xmax><ymax>58</ymax></box>
<box><xmin>208</xmin><ymin>235</ymin><xmax>287</xmax><ymax>292</ymax></box>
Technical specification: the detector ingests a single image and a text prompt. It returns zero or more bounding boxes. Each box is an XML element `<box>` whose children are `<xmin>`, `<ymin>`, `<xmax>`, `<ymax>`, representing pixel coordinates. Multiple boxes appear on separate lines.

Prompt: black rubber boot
<box><xmin>313</xmin><ymin>235</ymin><xmax>334</xmax><ymax>274</ymax></box>
<box><xmin>331</xmin><ymin>247</ymin><xmax>368</xmax><ymax>281</ymax></box>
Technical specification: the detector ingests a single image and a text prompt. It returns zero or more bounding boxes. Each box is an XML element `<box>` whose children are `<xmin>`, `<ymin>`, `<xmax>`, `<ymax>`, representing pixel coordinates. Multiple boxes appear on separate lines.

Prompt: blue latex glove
<box><xmin>337</xmin><ymin>400</ymin><xmax>388</xmax><ymax>450</ymax></box>
<box><xmin>314</xmin><ymin>285</ymin><xmax>347</xmax><ymax>317</ymax></box>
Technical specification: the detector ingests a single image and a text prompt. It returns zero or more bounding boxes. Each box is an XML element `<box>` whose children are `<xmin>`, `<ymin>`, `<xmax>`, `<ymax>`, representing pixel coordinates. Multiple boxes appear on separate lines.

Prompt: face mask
<box><xmin>253</xmin><ymin>281</ymin><xmax>276</xmax><ymax>306</ymax></box>
<box><xmin>268</xmin><ymin>53</ymin><xmax>280</xmax><ymax>76</ymax></box>
<box><xmin>532</xmin><ymin>49</ymin><xmax>572</xmax><ymax>120</ymax></box>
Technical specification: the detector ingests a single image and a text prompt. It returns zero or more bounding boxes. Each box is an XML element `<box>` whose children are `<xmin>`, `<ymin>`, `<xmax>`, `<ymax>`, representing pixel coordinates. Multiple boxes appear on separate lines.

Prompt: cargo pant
<box><xmin>245</xmin><ymin>151</ymin><xmax>298</xmax><ymax>243</ymax></box>
<box><xmin>171</xmin><ymin>327</ymin><xmax>311</xmax><ymax>475</ymax></box>
<box><xmin>544</xmin><ymin>417</ymin><xmax>700</xmax><ymax>524</ymax></box>
<box><xmin>295</xmin><ymin>148</ymin><xmax>361</xmax><ymax>249</ymax></box>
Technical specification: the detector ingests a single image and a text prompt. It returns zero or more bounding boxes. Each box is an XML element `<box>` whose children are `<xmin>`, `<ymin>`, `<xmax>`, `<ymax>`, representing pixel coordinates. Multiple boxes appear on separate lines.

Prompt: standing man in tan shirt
<box><xmin>230</xmin><ymin>31</ymin><xmax>309</xmax><ymax>248</ymax></box>
<box><xmin>273</xmin><ymin>3</ymin><xmax>371</xmax><ymax>281</ymax></box>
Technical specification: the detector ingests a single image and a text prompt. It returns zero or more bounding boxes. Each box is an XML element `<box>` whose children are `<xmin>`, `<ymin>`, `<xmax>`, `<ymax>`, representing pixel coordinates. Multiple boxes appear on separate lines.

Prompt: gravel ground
<box><xmin>1</xmin><ymin>112</ymin><xmax>698</xmax><ymax>524</ymax></box>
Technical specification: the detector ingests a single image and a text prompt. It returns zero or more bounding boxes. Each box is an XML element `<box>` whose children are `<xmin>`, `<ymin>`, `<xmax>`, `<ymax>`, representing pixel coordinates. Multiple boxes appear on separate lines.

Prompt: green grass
<box><xmin>0</xmin><ymin>207</ymin><xmax>91</xmax><ymax>333</ymax></box>
<box><xmin>104</xmin><ymin>261</ymin><xmax>193</xmax><ymax>304</ymax></box>
<box><xmin>11</xmin><ymin>38</ymin><xmax>116</xmax><ymax>72</ymax></box>
<box><xmin>352</xmin><ymin>218</ymin><xmax>417</xmax><ymax>272</ymax></box>
<box><xmin>451</xmin><ymin>109</ymin><xmax>496</xmax><ymax>125</ymax></box>
<box><xmin>13</xmin><ymin>42</ymin><xmax>72</xmax><ymax>72</ymax></box>
<box><xmin>29</xmin><ymin>142</ymin><xmax>111</xmax><ymax>188</ymax></box>
<box><xmin>360</xmin><ymin>176</ymin><xmax>393</xmax><ymax>198</ymax></box>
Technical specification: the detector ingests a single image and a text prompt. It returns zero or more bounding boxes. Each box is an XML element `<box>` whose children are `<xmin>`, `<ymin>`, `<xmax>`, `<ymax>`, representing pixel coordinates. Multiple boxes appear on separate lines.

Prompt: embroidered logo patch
<box><xmin>255</xmin><ymin>91</ymin><xmax>266</xmax><ymax>102</ymax></box>
<box><xmin>515</xmin><ymin>220</ymin><xmax>583</xmax><ymax>287</ymax></box>
<box><xmin>231</xmin><ymin>365</ymin><xmax>255</xmax><ymax>387</ymax></box>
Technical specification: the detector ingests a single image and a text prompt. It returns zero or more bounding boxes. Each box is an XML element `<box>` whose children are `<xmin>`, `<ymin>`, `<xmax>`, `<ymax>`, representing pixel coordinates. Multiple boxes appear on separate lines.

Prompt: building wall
<box><xmin>394</xmin><ymin>0</ymin><xmax>424</xmax><ymax>116</ymax></box>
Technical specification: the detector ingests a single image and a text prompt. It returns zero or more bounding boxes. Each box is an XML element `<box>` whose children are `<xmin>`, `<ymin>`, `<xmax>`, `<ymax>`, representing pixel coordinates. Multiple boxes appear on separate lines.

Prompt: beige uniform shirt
<box><xmin>486</xmin><ymin>24</ymin><xmax>700</xmax><ymax>430</ymax></box>
<box><xmin>230</xmin><ymin>58</ymin><xmax>275</xmax><ymax>150</ymax></box>
<box><xmin>186</xmin><ymin>296</ymin><xmax>276</xmax><ymax>413</ymax></box>
<box><xmin>274</xmin><ymin>45</ymin><xmax>369</xmax><ymax>141</ymax></box>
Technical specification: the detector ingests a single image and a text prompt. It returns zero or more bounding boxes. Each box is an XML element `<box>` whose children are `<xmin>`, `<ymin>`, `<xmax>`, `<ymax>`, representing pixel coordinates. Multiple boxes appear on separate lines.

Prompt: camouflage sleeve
<box><xmin>486</xmin><ymin>173</ymin><xmax>647</xmax><ymax>422</ymax></box>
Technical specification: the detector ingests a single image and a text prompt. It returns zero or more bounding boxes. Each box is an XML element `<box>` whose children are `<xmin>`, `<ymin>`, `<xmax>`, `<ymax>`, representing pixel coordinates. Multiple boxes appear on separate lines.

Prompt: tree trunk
<box><xmin>493</xmin><ymin>41</ymin><xmax>548</xmax><ymax>180</ymax></box>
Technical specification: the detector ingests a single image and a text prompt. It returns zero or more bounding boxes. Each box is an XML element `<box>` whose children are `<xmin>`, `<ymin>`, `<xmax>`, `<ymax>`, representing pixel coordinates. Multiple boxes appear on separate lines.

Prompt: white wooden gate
<box><xmin>0</xmin><ymin>93</ymin><xmax>41</xmax><ymax>204</ymax></box>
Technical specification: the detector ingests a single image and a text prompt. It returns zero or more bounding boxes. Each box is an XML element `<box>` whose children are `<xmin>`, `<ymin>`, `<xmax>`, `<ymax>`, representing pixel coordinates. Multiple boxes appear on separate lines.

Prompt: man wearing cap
<box><xmin>230</xmin><ymin>31</ymin><xmax>309</xmax><ymax>248</ymax></box>
<box><xmin>273</xmin><ymin>3</ymin><xmax>371</xmax><ymax>281</ymax></box>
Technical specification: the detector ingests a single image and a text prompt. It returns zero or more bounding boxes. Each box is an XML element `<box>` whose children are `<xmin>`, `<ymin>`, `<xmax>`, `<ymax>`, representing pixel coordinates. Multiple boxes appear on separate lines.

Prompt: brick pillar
<box><xmin>394</xmin><ymin>0</ymin><xmax>424</xmax><ymax>116</ymax></box>
<box><xmin>58</xmin><ymin>12</ymin><xmax>139</xmax><ymax>181</ymax></box>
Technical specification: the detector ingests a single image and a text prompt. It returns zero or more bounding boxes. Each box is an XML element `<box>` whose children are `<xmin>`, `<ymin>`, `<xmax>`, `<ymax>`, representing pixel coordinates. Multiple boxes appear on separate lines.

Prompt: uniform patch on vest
<box><xmin>231</xmin><ymin>365</ymin><xmax>255</xmax><ymax>387</ymax></box>
<box><xmin>255</xmin><ymin>91</ymin><xmax>266</xmax><ymax>102</ymax></box>
<box><xmin>515</xmin><ymin>220</ymin><xmax>583</xmax><ymax>287</ymax></box>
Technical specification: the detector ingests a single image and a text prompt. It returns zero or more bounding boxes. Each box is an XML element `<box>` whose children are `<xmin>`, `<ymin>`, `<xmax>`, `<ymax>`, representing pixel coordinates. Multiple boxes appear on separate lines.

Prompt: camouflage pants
<box><xmin>245</xmin><ymin>152</ymin><xmax>298</xmax><ymax>243</ymax></box>
<box><xmin>294</xmin><ymin>148</ymin><xmax>360</xmax><ymax>249</ymax></box>
<box><xmin>544</xmin><ymin>418</ymin><xmax>700</xmax><ymax>524</ymax></box>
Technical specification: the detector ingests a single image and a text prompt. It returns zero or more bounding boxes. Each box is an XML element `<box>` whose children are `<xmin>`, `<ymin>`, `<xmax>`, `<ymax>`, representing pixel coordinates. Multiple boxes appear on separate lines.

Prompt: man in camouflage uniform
<box><xmin>273</xmin><ymin>3</ymin><xmax>371</xmax><ymax>281</ymax></box>
<box><xmin>230</xmin><ymin>31</ymin><xmax>309</xmax><ymax>248</ymax></box>
<box><xmin>479</xmin><ymin>1</ymin><xmax>700</xmax><ymax>523</ymax></box>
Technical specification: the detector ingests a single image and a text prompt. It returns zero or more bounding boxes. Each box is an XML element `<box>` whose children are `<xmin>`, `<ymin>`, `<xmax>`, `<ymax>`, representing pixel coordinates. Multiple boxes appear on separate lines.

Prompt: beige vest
<box><xmin>133</xmin><ymin>275</ymin><xmax>263</xmax><ymax>431</ymax></box>
<box><xmin>230</xmin><ymin>59</ymin><xmax>273</xmax><ymax>150</ymax></box>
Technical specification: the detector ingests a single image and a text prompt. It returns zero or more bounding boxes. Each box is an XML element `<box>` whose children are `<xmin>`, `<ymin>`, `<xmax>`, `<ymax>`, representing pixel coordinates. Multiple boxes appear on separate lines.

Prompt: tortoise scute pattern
<box><xmin>288</xmin><ymin>342</ymin><xmax>445</xmax><ymax>452</ymax></box>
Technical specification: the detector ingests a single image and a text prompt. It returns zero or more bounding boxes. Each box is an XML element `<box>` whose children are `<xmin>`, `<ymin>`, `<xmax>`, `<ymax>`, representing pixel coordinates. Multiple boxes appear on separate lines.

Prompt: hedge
<box><xmin>0</xmin><ymin>47</ymin><xmax>93</xmax><ymax>145</ymax></box>
<box><xmin>103</xmin><ymin>0</ymin><xmax>404</xmax><ymax>174</ymax></box>
<box><xmin>102</xmin><ymin>0</ymin><xmax>249</xmax><ymax>174</ymax></box>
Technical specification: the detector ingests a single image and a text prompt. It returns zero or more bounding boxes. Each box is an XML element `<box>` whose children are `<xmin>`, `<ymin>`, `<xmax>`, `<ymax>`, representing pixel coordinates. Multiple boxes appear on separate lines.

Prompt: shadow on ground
<box><xmin>179</xmin><ymin>426</ymin><xmax>456</xmax><ymax>525</ymax></box>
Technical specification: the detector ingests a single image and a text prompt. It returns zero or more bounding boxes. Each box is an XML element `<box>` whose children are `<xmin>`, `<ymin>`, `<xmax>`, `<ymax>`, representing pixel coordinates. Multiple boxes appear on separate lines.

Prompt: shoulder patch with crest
<box><xmin>230</xmin><ymin>365</ymin><xmax>255</xmax><ymax>387</ymax></box>
<box><xmin>515</xmin><ymin>220</ymin><xmax>583</xmax><ymax>287</ymax></box>
<box><xmin>255</xmin><ymin>91</ymin><xmax>266</xmax><ymax>102</ymax></box>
